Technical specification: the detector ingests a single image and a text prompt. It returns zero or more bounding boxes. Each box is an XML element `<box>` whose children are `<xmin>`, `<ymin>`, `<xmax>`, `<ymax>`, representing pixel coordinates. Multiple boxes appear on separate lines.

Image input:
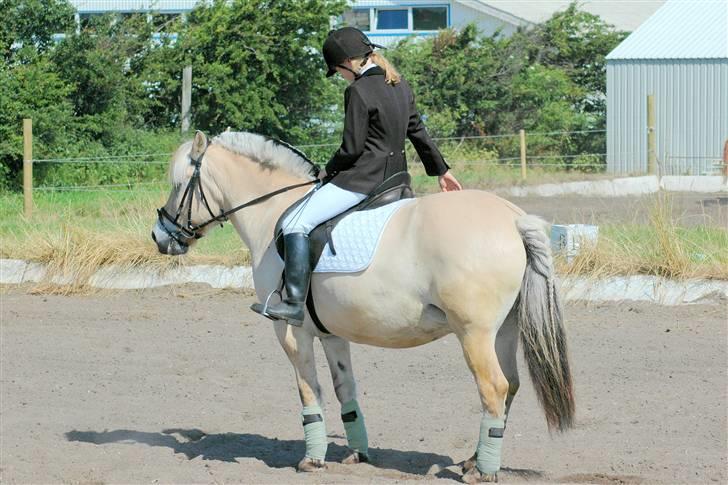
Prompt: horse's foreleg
<box><xmin>320</xmin><ymin>335</ymin><xmax>369</xmax><ymax>464</ymax></box>
<box><xmin>274</xmin><ymin>323</ymin><xmax>328</xmax><ymax>471</ymax></box>
<box><xmin>457</xmin><ymin>326</ymin><xmax>509</xmax><ymax>484</ymax></box>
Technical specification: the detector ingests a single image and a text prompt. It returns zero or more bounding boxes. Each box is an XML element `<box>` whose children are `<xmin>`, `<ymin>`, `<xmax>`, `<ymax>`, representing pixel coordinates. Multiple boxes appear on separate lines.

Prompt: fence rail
<box><xmin>18</xmin><ymin>120</ymin><xmax>727</xmax><ymax>204</ymax></box>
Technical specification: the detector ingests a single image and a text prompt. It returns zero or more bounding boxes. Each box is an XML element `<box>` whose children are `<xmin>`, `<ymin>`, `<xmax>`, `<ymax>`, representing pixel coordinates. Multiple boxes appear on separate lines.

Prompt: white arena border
<box><xmin>2</xmin><ymin>259</ymin><xmax>725</xmax><ymax>306</ymax></box>
<box><xmin>504</xmin><ymin>175</ymin><xmax>727</xmax><ymax>197</ymax></box>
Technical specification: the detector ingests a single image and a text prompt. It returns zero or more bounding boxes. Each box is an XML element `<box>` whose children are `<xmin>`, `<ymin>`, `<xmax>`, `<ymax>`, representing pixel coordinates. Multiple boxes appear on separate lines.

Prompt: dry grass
<box><xmin>557</xmin><ymin>193</ymin><xmax>728</xmax><ymax>280</ymax></box>
<box><xmin>1</xmin><ymin>190</ymin><xmax>250</xmax><ymax>294</ymax></box>
<box><xmin>2</xmin><ymin>187</ymin><xmax>725</xmax><ymax>294</ymax></box>
<box><xmin>19</xmin><ymin>223</ymin><xmax>251</xmax><ymax>295</ymax></box>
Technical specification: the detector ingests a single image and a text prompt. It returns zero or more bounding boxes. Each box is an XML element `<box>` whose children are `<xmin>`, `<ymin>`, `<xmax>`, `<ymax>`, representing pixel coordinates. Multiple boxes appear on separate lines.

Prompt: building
<box><xmin>338</xmin><ymin>1</ymin><xmax>665</xmax><ymax>46</ymax></box>
<box><xmin>68</xmin><ymin>1</ymin><xmax>665</xmax><ymax>44</ymax></box>
<box><xmin>606</xmin><ymin>0</ymin><xmax>728</xmax><ymax>175</ymax></box>
<box><xmin>68</xmin><ymin>1</ymin><xmax>195</xmax><ymax>26</ymax></box>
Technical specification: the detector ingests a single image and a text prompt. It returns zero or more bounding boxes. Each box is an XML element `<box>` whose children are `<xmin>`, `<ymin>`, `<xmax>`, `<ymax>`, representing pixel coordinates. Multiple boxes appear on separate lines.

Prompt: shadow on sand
<box><xmin>66</xmin><ymin>428</ymin><xmax>471</xmax><ymax>477</ymax></box>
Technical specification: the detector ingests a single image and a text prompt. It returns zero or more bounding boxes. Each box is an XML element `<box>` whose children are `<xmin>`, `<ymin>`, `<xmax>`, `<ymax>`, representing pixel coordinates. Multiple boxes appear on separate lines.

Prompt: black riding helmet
<box><xmin>322</xmin><ymin>27</ymin><xmax>383</xmax><ymax>77</ymax></box>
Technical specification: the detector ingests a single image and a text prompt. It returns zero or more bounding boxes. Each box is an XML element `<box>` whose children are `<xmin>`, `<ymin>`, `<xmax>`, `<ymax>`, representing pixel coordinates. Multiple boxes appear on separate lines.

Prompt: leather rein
<box><xmin>157</xmin><ymin>141</ymin><xmax>317</xmax><ymax>247</ymax></box>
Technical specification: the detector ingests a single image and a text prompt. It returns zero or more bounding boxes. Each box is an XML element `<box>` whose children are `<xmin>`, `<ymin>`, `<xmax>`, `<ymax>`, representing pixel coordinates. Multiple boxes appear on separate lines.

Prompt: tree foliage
<box><xmin>0</xmin><ymin>0</ymin><xmax>625</xmax><ymax>189</ymax></box>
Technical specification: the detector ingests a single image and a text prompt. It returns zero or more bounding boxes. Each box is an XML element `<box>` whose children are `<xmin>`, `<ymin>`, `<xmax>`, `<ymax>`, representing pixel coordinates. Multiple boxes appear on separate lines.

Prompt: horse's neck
<box><xmin>231</xmin><ymin>189</ymin><xmax>305</xmax><ymax>265</ymax></box>
<box><xmin>212</xmin><ymin>156</ymin><xmax>311</xmax><ymax>265</ymax></box>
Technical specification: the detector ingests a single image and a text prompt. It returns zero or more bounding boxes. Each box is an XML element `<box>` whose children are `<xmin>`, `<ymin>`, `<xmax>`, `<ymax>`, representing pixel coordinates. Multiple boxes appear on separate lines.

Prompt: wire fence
<box><xmin>22</xmin><ymin>128</ymin><xmax>725</xmax><ymax>193</ymax></box>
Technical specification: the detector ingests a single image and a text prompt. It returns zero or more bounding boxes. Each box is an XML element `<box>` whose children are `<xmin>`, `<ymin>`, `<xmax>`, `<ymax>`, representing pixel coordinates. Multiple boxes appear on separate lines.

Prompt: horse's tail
<box><xmin>515</xmin><ymin>215</ymin><xmax>575</xmax><ymax>432</ymax></box>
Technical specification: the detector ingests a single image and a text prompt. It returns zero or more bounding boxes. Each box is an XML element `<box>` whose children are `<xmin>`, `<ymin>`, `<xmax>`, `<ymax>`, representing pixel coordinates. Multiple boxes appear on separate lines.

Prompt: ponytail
<box><xmin>370</xmin><ymin>52</ymin><xmax>401</xmax><ymax>85</ymax></box>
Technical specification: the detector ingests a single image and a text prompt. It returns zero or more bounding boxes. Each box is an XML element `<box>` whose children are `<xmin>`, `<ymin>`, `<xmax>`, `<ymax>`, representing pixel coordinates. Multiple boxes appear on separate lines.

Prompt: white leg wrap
<box><xmin>476</xmin><ymin>414</ymin><xmax>505</xmax><ymax>474</ymax></box>
<box><xmin>302</xmin><ymin>405</ymin><xmax>327</xmax><ymax>461</ymax></box>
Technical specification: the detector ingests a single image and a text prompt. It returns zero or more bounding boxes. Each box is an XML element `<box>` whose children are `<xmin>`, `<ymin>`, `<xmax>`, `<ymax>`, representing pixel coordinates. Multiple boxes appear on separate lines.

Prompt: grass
<box><xmin>556</xmin><ymin>194</ymin><xmax>728</xmax><ymax>280</ymax></box>
<box><xmin>0</xmin><ymin>187</ymin><xmax>249</xmax><ymax>291</ymax></box>
<box><xmin>1</xmin><ymin>181</ymin><xmax>725</xmax><ymax>293</ymax></box>
<box><xmin>408</xmin><ymin>161</ymin><xmax>612</xmax><ymax>193</ymax></box>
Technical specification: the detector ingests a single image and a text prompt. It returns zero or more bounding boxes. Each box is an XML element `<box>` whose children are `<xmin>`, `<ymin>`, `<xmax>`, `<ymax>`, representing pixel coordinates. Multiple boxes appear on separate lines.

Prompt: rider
<box><xmin>252</xmin><ymin>26</ymin><xmax>462</xmax><ymax>325</ymax></box>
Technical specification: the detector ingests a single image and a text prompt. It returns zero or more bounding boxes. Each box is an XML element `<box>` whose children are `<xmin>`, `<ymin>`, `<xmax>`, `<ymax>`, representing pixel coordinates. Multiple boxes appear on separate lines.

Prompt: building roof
<box><xmin>606</xmin><ymin>0</ymin><xmax>728</xmax><ymax>60</ymax></box>
<box><xmin>69</xmin><ymin>0</ymin><xmax>197</xmax><ymax>13</ymax></box>
<box><xmin>460</xmin><ymin>0</ymin><xmax>667</xmax><ymax>32</ymax></box>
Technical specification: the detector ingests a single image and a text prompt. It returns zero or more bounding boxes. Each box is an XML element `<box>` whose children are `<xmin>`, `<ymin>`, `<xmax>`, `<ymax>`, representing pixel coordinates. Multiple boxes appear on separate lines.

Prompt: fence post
<box><xmin>23</xmin><ymin>118</ymin><xmax>33</xmax><ymax>218</ymax></box>
<box><xmin>181</xmin><ymin>65</ymin><xmax>192</xmax><ymax>133</ymax></box>
<box><xmin>519</xmin><ymin>129</ymin><xmax>527</xmax><ymax>181</ymax></box>
<box><xmin>647</xmin><ymin>95</ymin><xmax>657</xmax><ymax>175</ymax></box>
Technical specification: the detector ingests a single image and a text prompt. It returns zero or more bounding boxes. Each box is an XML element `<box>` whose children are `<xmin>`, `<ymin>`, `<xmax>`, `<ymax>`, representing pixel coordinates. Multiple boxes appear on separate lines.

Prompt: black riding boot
<box><xmin>251</xmin><ymin>233</ymin><xmax>311</xmax><ymax>326</ymax></box>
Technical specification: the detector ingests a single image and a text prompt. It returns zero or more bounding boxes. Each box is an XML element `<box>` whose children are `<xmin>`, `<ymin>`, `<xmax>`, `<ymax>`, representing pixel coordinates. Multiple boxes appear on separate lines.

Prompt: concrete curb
<box><xmin>2</xmin><ymin>259</ymin><xmax>725</xmax><ymax>306</ymax></box>
<box><xmin>504</xmin><ymin>175</ymin><xmax>727</xmax><ymax>197</ymax></box>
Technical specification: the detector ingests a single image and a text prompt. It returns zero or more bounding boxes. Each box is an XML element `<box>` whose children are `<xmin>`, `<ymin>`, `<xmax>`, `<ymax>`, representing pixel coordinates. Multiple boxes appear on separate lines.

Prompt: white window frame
<box><xmin>366</xmin><ymin>4</ymin><xmax>449</xmax><ymax>34</ymax></box>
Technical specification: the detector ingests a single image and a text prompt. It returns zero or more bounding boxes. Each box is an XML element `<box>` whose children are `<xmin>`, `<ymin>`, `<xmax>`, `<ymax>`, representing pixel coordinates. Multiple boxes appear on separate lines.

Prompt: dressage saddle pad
<box><xmin>313</xmin><ymin>198</ymin><xmax>414</xmax><ymax>273</ymax></box>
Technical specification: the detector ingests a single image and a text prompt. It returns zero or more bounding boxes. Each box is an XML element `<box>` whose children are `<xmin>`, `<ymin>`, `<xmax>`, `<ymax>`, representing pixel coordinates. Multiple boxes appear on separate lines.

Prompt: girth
<box><xmin>273</xmin><ymin>171</ymin><xmax>414</xmax><ymax>334</ymax></box>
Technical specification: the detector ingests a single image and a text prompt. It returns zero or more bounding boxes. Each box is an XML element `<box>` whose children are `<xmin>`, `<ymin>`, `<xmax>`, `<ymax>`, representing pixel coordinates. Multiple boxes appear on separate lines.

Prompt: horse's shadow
<box><xmin>65</xmin><ymin>428</ymin><xmax>459</xmax><ymax>476</ymax></box>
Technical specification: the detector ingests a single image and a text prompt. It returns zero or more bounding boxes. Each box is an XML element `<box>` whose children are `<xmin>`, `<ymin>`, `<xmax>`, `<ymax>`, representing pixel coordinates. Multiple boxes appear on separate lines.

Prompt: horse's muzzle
<box><xmin>152</xmin><ymin>221</ymin><xmax>189</xmax><ymax>255</ymax></box>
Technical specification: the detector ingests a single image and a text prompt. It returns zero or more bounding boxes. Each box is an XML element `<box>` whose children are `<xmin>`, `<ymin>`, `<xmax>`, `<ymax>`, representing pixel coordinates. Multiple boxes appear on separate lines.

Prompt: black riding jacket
<box><xmin>325</xmin><ymin>65</ymin><xmax>450</xmax><ymax>194</ymax></box>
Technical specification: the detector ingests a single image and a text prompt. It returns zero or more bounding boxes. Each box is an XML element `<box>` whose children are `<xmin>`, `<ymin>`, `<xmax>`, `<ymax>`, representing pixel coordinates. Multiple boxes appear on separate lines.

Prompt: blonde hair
<box><xmin>352</xmin><ymin>51</ymin><xmax>401</xmax><ymax>85</ymax></box>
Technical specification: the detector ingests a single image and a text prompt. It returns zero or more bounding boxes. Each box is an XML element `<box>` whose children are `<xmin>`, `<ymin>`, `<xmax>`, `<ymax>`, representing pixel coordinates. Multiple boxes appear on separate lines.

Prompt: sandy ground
<box><xmin>1</xmin><ymin>287</ymin><xmax>726</xmax><ymax>484</ymax></box>
<box><xmin>506</xmin><ymin>193</ymin><xmax>728</xmax><ymax>228</ymax></box>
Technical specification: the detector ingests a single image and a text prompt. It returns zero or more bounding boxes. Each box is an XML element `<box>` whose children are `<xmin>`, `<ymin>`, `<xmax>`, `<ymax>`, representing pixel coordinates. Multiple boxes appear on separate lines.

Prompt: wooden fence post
<box><xmin>519</xmin><ymin>129</ymin><xmax>527</xmax><ymax>181</ymax></box>
<box><xmin>23</xmin><ymin>118</ymin><xmax>33</xmax><ymax>218</ymax></box>
<box><xmin>181</xmin><ymin>65</ymin><xmax>192</xmax><ymax>133</ymax></box>
<box><xmin>647</xmin><ymin>95</ymin><xmax>657</xmax><ymax>175</ymax></box>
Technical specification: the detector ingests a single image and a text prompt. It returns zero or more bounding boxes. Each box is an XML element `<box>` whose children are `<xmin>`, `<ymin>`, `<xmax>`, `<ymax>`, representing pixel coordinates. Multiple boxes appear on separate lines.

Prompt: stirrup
<box><xmin>250</xmin><ymin>289</ymin><xmax>283</xmax><ymax>321</ymax></box>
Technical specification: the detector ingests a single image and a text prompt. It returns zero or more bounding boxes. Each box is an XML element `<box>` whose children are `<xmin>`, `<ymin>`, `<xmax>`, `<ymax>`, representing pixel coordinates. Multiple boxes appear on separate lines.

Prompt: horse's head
<box><xmin>153</xmin><ymin>129</ymin><xmax>320</xmax><ymax>257</ymax></box>
<box><xmin>152</xmin><ymin>131</ymin><xmax>224</xmax><ymax>255</ymax></box>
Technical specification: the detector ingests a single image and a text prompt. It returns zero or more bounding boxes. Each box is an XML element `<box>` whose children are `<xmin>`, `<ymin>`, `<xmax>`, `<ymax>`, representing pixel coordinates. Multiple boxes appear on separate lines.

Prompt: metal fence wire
<box><xmin>24</xmin><ymin>128</ymin><xmax>724</xmax><ymax>193</ymax></box>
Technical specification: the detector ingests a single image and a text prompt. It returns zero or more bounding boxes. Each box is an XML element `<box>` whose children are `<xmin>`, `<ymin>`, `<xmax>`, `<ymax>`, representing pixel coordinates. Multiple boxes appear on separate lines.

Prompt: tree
<box><xmin>0</xmin><ymin>0</ymin><xmax>75</xmax><ymax>62</ymax></box>
<box><xmin>133</xmin><ymin>0</ymin><xmax>346</xmax><ymax>142</ymax></box>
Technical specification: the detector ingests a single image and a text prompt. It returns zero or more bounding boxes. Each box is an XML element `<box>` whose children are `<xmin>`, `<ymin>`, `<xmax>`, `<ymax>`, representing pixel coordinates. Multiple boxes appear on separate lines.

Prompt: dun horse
<box><xmin>152</xmin><ymin>131</ymin><xmax>574</xmax><ymax>483</ymax></box>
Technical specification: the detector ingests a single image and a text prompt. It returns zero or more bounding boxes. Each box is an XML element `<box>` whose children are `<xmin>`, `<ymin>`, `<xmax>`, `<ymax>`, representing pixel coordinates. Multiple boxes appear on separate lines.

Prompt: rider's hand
<box><xmin>318</xmin><ymin>168</ymin><xmax>327</xmax><ymax>181</ymax></box>
<box><xmin>438</xmin><ymin>171</ymin><xmax>463</xmax><ymax>192</ymax></box>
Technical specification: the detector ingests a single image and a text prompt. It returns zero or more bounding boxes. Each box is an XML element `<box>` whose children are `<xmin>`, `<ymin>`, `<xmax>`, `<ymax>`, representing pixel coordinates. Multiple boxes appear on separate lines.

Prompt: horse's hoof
<box><xmin>462</xmin><ymin>466</ymin><xmax>497</xmax><ymax>483</ymax></box>
<box><xmin>462</xmin><ymin>453</ymin><xmax>477</xmax><ymax>473</ymax></box>
<box><xmin>342</xmin><ymin>450</ymin><xmax>369</xmax><ymax>465</ymax></box>
<box><xmin>296</xmin><ymin>457</ymin><xmax>327</xmax><ymax>472</ymax></box>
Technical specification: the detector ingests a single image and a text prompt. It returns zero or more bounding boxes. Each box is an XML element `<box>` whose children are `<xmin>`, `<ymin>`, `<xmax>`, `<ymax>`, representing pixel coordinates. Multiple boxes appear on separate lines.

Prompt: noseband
<box><xmin>157</xmin><ymin>140</ymin><xmax>317</xmax><ymax>247</ymax></box>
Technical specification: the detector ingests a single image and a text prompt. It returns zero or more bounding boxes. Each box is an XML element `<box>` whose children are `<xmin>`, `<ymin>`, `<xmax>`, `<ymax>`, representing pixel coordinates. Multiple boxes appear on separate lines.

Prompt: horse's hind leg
<box><xmin>450</xmin><ymin>307</ymin><xmax>511</xmax><ymax>484</ymax></box>
<box><xmin>463</xmin><ymin>306</ymin><xmax>520</xmax><ymax>476</ymax></box>
<box><xmin>274</xmin><ymin>324</ymin><xmax>328</xmax><ymax>471</ymax></box>
<box><xmin>320</xmin><ymin>335</ymin><xmax>369</xmax><ymax>464</ymax></box>
<box><xmin>496</xmin><ymin>307</ymin><xmax>520</xmax><ymax>422</ymax></box>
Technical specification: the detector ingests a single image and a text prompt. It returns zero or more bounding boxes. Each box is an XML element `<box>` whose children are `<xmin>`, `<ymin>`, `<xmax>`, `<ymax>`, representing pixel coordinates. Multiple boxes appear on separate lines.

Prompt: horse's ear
<box><xmin>190</xmin><ymin>131</ymin><xmax>208</xmax><ymax>160</ymax></box>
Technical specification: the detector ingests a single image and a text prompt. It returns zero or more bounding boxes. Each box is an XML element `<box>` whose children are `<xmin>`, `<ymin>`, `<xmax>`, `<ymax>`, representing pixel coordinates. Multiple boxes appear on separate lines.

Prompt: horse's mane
<box><xmin>213</xmin><ymin>131</ymin><xmax>317</xmax><ymax>181</ymax></box>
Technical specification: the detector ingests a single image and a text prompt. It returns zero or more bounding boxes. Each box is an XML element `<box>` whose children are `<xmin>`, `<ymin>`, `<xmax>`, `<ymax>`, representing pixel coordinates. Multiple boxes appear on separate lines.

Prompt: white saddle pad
<box><xmin>313</xmin><ymin>199</ymin><xmax>415</xmax><ymax>273</ymax></box>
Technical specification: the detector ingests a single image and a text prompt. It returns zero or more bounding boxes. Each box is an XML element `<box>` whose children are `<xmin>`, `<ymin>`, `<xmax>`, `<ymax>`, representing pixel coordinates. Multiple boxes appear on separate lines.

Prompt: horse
<box><xmin>152</xmin><ymin>130</ymin><xmax>574</xmax><ymax>483</ymax></box>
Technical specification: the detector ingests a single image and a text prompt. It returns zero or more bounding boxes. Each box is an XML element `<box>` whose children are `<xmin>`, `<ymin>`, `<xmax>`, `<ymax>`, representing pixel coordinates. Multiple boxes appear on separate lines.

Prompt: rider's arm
<box><xmin>405</xmin><ymin>82</ymin><xmax>449</xmax><ymax>177</ymax></box>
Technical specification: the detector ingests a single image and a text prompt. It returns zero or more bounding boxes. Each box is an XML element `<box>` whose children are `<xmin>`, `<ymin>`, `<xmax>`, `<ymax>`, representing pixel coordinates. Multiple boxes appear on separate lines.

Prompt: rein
<box><xmin>157</xmin><ymin>140</ymin><xmax>317</xmax><ymax>246</ymax></box>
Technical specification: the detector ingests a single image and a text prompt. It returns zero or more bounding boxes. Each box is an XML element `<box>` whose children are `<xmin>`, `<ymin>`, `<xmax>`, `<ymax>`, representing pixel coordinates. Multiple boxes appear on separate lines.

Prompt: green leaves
<box><xmin>0</xmin><ymin>0</ymin><xmax>624</xmax><ymax>189</ymax></box>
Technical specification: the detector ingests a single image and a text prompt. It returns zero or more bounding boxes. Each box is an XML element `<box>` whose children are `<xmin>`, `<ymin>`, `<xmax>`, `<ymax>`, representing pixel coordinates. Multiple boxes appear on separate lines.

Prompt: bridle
<box><xmin>156</xmin><ymin>140</ymin><xmax>317</xmax><ymax>247</ymax></box>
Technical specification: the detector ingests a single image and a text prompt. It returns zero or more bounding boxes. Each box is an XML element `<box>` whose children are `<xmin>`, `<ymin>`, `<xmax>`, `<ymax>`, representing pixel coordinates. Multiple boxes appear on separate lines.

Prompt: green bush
<box><xmin>0</xmin><ymin>0</ymin><xmax>624</xmax><ymax>190</ymax></box>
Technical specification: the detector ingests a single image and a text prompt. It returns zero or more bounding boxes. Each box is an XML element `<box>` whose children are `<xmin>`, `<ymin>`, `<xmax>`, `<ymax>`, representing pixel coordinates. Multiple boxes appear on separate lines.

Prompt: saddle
<box><xmin>272</xmin><ymin>171</ymin><xmax>414</xmax><ymax>333</ymax></box>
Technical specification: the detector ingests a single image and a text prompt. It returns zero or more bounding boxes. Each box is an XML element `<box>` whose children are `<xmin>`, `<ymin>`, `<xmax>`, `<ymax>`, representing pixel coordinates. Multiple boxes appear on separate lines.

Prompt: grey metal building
<box><xmin>606</xmin><ymin>0</ymin><xmax>728</xmax><ymax>175</ymax></box>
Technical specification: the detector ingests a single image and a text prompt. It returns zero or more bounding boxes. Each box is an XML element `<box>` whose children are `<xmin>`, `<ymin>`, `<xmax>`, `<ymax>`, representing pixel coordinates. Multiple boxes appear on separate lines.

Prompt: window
<box><xmin>413</xmin><ymin>6</ymin><xmax>447</xmax><ymax>31</ymax></box>
<box><xmin>346</xmin><ymin>5</ymin><xmax>450</xmax><ymax>33</ymax></box>
<box><xmin>341</xmin><ymin>9</ymin><xmax>370</xmax><ymax>31</ymax></box>
<box><xmin>152</xmin><ymin>13</ymin><xmax>181</xmax><ymax>30</ymax></box>
<box><xmin>79</xmin><ymin>13</ymin><xmax>99</xmax><ymax>32</ymax></box>
<box><xmin>376</xmin><ymin>9</ymin><xmax>408</xmax><ymax>30</ymax></box>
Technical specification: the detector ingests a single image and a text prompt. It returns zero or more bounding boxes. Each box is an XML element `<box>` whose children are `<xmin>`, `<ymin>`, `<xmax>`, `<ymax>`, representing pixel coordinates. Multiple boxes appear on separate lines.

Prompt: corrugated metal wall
<box><xmin>607</xmin><ymin>59</ymin><xmax>728</xmax><ymax>175</ymax></box>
